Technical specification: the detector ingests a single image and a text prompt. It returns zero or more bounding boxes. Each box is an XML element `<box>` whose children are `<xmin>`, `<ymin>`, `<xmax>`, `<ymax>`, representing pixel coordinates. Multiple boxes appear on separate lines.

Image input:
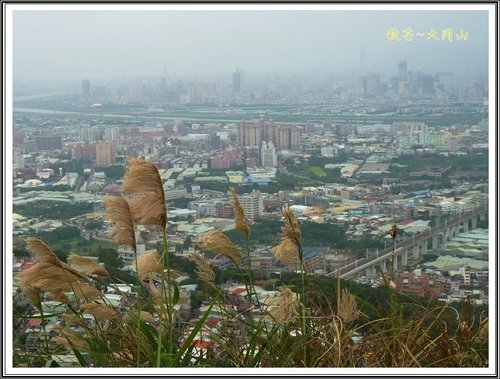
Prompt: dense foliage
<box><xmin>14</xmin><ymin>201</ymin><xmax>94</xmax><ymax>220</ymax></box>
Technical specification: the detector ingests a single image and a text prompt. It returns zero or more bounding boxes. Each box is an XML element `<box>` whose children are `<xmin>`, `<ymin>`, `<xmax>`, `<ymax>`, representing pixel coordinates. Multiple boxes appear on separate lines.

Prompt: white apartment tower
<box><xmin>79</xmin><ymin>125</ymin><xmax>94</xmax><ymax>142</ymax></box>
<box><xmin>104</xmin><ymin>127</ymin><xmax>120</xmax><ymax>142</ymax></box>
<box><xmin>260</xmin><ymin>140</ymin><xmax>277</xmax><ymax>167</ymax></box>
<box><xmin>239</xmin><ymin>190</ymin><xmax>263</xmax><ymax>221</ymax></box>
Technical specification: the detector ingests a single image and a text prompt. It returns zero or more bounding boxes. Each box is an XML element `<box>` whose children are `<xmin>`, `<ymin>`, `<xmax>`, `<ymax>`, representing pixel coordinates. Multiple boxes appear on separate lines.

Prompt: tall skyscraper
<box><xmin>82</xmin><ymin>79</ymin><xmax>91</xmax><ymax>99</ymax></box>
<box><xmin>232</xmin><ymin>68</ymin><xmax>246</xmax><ymax>93</ymax></box>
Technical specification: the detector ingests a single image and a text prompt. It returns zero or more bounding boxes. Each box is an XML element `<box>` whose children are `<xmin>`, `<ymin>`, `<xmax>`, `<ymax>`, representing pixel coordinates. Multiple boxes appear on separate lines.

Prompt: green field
<box><xmin>309</xmin><ymin>166</ymin><xmax>327</xmax><ymax>177</ymax></box>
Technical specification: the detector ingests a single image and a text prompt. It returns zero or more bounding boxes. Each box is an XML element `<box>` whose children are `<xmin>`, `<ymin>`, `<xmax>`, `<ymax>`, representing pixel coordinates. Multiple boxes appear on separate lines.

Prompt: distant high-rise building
<box><xmin>336</xmin><ymin>124</ymin><xmax>356</xmax><ymax>136</ymax></box>
<box><xmin>73</xmin><ymin>143</ymin><xmax>97</xmax><ymax>160</ymax></box>
<box><xmin>34</xmin><ymin>135</ymin><xmax>62</xmax><ymax>151</ymax></box>
<box><xmin>260</xmin><ymin>141</ymin><xmax>277</xmax><ymax>167</ymax></box>
<box><xmin>104</xmin><ymin>127</ymin><xmax>120</xmax><ymax>142</ymax></box>
<box><xmin>209</xmin><ymin>134</ymin><xmax>221</xmax><ymax>150</ymax></box>
<box><xmin>82</xmin><ymin>79</ymin><xmax>91</xmax><ymax>99</ymax></box>
<box><xmin>239</xmin><ymin>190</ymin><xmax>263</xmax><ymax>220</ymax></box>
<box><xmin>391</xmin><ymin>122</ymin><xmax>427</xmax><ymax>134</ymax></box>
<box><xmin>232</xmin><ymin>68</ymin><xmax>246</xmax><ymax>93</ymax></box>
<box><xmin>398</xmin><ymin>60</ymin><xmax>407</xmax><ymax>82</ymax></box>
<box><xmin>93</xmin><ymin>86</ymin><xmax>107</xmax><ymax>99</ymax></box>
<box><xmin>96</xmin><ymin>141</ymin><xmax>116</xmax><ymax>167</ymax></box>
<box><xmin>160</xmin><ymin>77</ymin><xmax>167</xmax><ymax>94</ymax></box>
<box><xmin>289</xmin><ymin>127</ymin><xmax>300</xmax><ymax>150</ymax></box>
<box><xmin>365</xmin><ymin>74</ymin><xmax>380</xmax><ymax>96</ymax></box>
<box><xmin>13</xmin><ymin>132</ymin><xmax>25</xmax><ymax>145</ymax></box>
<box><xmin>210</xmin><ymin>153</ymin><xmax>233</xmax><ymax>169</ymax></box>
<box><xmin>79</xmin><ymin>125</ymin><xmax>94</xmax><ymax>142</ymax></box>
<box><xmin>13</xmin><ymin>154</ymin><xmax>25</xmax><ymax>169</ymax></box>
<box><xmin>447</xmin><ymin>134</ymin><xmax>459</xmax><ymax>152</ymax></box>
<box><xmin>320</xmin><ymin>145</ymin><xmax>336</xmax><ymax>158</ymax></box>
<box><xmin>187</xmin><ymin>82</ymin><xmax>216</xmax><ymax>103</ymax></box>
<box><xmin>238</xmin><ymin>119</ymin><xmax>300</xmax><ymax>150</ymax></box>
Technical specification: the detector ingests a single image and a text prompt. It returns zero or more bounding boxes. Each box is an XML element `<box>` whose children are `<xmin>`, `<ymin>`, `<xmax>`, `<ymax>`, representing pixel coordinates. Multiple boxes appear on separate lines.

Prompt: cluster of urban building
<box><xmin>70</xmin><ymin>61</ymin><xmax>488</xmax><ymax>106</ymax></box>
<box><xmin>12</xmin><ymin>110</ymin><xmax>489</xmax><ymax>299</ymax></box>
<box><xmin>11</xmin><ymin>63</ymin><xmax>490</xmax><ymax>365</ymax></box>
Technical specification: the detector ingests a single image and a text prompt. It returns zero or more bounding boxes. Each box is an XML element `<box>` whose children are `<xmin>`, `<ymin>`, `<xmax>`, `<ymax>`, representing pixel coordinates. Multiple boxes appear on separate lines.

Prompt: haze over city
<box><xmin>13</xmin><ymin>9</ymin><xmax>489</xmax><ymax>83</ymax></box>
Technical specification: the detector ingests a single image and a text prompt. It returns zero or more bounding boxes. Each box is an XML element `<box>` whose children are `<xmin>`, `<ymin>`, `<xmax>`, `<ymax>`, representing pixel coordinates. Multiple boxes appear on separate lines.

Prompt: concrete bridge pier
<box><xmin>366</xmin><ymin>265</ymin><xmax>377</xmax><ymax>278</ymax></box>
<box><xmin>335</xmin><ymin>204</ymin><xmax>487</xmax><ymax>281</ymax></box>
<box><xmin>376</xmin><ymin>260</ymin><xmax>387</xmax><ymax>275</ymax></box>
<box><xmin>392</xmin><ymin>255</ymin><xmax>398</xmax><ymax>271</ymax></box>
<box><xmin>432</xmin><ymin>235</ymin><xmax>438</xmax><ymax>250</ymax></box>
<box><xmin>462</xmin><ymin>221</ymin><xmax>469</xmax><ymax>233</ymax></box>
<box><xmin>412</xmin><ymin>245</ymin><xmax>420</xmax><ymax>260</ymax></box>
<box><xmin>402</xmin><ymin>250</ymin><xmax>408</xmax><ymax>266</ymax></box>
<box><xmin>421</xmin><ymin>242</ymin><xmax>427</xmax><ymax>255</ymax></box>
<box><xmin>445</xmin><ymin>226</ymin><xmax>455</xmax><ymax>241</ymax></box>
<box><xmin>443</xmin><ymin>229</ymin><xmax>449</xmax><ymax>242</ymax></box>
<box><xmin>471</xmin><ymin>217</ymin><xmax>477</xmax><ymax>229</ymax></box>
<box><xmin>380</xmin><ymin>259</ymin><xmax>387</xmax><ymax>273</ymax></box>
<box><xmin>449</xmin><ymin>226</ymin><xmax>455</xmax><ymax>239</ymax></box>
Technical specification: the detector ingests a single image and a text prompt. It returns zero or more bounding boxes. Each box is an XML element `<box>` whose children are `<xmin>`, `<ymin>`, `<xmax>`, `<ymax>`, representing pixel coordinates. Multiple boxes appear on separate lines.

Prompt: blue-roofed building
<box><xmin>302</xmin><ymin>247</ymin><xmax>331</xmax><ymax>273</ymax></box>
<box><xmin>410</xmin><ymin>189</ymin><xmax>431</xmax><ymax>198</ymax></box>
<box><xmin>241</xmin><ymin>176</ymin><xmax>275</xmax><ymax>185</ymax></box>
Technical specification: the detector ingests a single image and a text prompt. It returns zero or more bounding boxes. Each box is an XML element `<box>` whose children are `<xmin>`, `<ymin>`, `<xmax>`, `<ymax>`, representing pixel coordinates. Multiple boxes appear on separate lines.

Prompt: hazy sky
<box><xmin>13</xmin><ymin>9</ymin><xmax>489</xmax><ymax>82</ymax></box>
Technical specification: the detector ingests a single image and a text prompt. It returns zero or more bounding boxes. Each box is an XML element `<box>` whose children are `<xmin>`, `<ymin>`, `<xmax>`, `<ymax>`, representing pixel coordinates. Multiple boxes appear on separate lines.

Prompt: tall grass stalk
<box><xmin>298</xmin><ymin>252</ymin><xmax>307</xmax><ymax>365</ymax></box>
<box><xmin>156</xmin><ymin>228</ymin><xmax>173</xmax><ymax>367</ymax></box>
<box><xmin>132</xmin><ymin>245</ymin><xmax>141</xmax><ymax>367</ymax></box>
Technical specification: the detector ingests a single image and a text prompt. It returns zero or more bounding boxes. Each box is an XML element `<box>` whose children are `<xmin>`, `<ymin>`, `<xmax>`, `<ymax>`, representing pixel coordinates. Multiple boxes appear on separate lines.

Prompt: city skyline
<box><xmin>12</xmin><ymin>6</ymin><xmax>490</xmax><ymax>82</ymax></box>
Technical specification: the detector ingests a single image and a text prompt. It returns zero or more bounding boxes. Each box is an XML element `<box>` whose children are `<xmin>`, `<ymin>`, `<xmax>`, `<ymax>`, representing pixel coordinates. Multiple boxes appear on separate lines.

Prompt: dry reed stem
<box><xmin>20</xmin><ymin>262</ymin><xmax>100</xmax><ymax>301</ymax></box>
<box><xmin>138</xmin><ymin>311</ymin><xmax>155</xmax><ymax>323</ymax></box>
<box><xmin>196</xmin><ymin>230</ymin><xmax>243</xmax><ymax>264</ymax></box>
<box><xmin>80</xmin><ymin>303</ymin><xmax>120</xmax><ymax>321</ymax></box>
<box><xmin>282</xmin><ymin>208</ymin><xmax>301</xmax><ymax>243</ymax></box>
<box><xmin>148</xmin><ymin>277</ymin><xmax>172</xmax><ymax>318</ymax></box>
<box><xmin>66</xmin><ymin>282</ymin><xmax>102</xmax><ymax>300</ymax></box>
<box><xmin>102</xmin><ymin>196</ymin><xmax>137</xmax><ymax>251</ymax></box>
<box><xmin>271</xmin><ymin>238</ymin><xmax>299</xmax><ymax>269</ymax></box>
<box><xmin>230</xmin><ymin>188</ymin><xmax>250</xmax><ymax>238</ymax></box>
<box><xmin>337</xmin><ymin>288</ymin><xmax>360</xmax><ymax>325</ymax></box>
<box><xmin>46</xmin><ymin>289</ymin><xmax>69</xmax><ymax>302</ymax></box>
<box><xmin>265</xmin><ymin>287</ymin><xmax>299</xmax><ymax>324</ymax></box>
<box><xmin>189</xmin><ymin>252</ymin><xmax>215</xmax><ymax>285</ymax></box>
<box><xmin>53</xmin><ymin>326</ymin><xmax>90</xmax><ymax>351</ymax></box>
<box><xmin>478</xmin><ymin>320</ymin><xmax>488</xmax><ymax>343</ymax></box>
<box><xmin>122</xmin><ymin>157</ymin><xmax>167</xmax><ymax>229</ymax></box>
<box><xmin>22</xmin><ymin>286</ymin><xmax>41</xmax><ymax>311</ymax></box>
<box><xmin>390</xmin><ymin>225</ymin><xmax>398</xmax><ymax>240</ymax></box>
<box><xmin>69</xmin><ymin>253</ymin><xmax>109</xmax><ymax>277</ymax></box>
<box><xmin>59</xmin><ymin>313</ymin><xmax>87</xmax><ymax>327</ymax></box>
<box><xmin>26</xmin><ymin>237</ymin><xmax>63</xmax><ymax>268</ymax></box>
<box><xmin>136</xmin><ymin>251</ymin><xmax>163</xmax><ymax>278</ymax></box>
